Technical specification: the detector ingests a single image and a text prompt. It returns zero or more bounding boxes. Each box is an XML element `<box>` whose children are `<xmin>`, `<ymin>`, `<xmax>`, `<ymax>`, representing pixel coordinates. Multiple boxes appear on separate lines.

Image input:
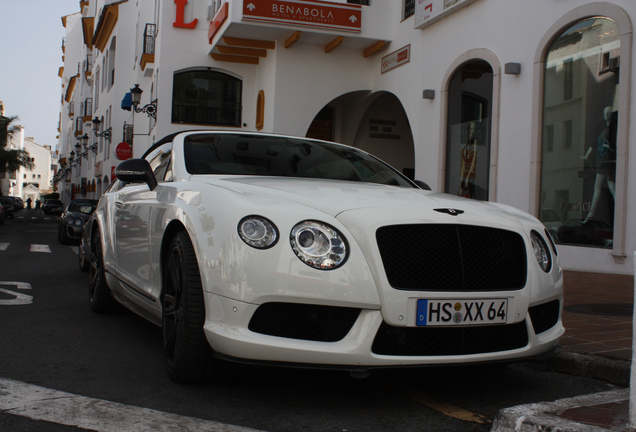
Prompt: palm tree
<box><xmin>0</xmin><ymin>115</ymin><xmax>34</xmax><ymax>194</ymax></box>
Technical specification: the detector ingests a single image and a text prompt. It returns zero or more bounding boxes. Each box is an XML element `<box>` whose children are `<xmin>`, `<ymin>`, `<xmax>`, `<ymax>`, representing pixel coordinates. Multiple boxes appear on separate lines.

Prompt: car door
<box><xmin>113</xmin><ymin>143</ymin><xmax>173</xmax><ymax>304</ymax></box>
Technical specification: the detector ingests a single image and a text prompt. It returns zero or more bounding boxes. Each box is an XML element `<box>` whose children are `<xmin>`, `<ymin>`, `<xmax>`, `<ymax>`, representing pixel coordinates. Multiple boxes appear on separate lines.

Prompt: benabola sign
<box><xmin>243</xmin><ymin>0</ymin><xmax>361</xmax><ymax>32</ymax></box>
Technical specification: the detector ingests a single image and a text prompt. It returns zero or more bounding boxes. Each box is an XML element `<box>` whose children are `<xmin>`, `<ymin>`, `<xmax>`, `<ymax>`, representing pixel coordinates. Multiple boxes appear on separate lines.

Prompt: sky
<box><xmin>0</xmin><ymin>0</ymin><xmax>80</xmax><ymax>151</ymax></box>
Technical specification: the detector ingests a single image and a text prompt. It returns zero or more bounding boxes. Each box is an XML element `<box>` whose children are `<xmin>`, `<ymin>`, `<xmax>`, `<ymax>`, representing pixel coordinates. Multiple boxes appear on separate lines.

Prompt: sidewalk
<box><xmin>492</xmin><ymin>270</ymin><xmax>635</xmax><ymax>431</ymax></box>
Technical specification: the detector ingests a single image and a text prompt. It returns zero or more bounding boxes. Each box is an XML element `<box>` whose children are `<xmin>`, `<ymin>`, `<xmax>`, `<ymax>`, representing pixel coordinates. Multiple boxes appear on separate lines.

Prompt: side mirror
<box><xmin>114</xmin><ymin>159</ymin><xmax>158</xmax><ymax>191</ymax></box>
<box><xmin>413</xmin><ymin>180</ymin><xmax>432</xmax><ymax>190</ymax></box>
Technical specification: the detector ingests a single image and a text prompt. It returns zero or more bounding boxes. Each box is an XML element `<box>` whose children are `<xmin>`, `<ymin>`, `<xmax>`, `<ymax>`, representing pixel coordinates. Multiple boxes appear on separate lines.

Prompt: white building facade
<box><xmin>56</xmin><ymin>0</ymin><xmax>636</xmax><ymax>275</ymax></box>
<box><xmin>20</xmin><ymin>137</ymin><xmax>54</xmax><ymax>205</ymax></box>
<box><xmin>0</xmin><ymin>115</ymin><xmax>53</xmax><ymax>202</ymax></box>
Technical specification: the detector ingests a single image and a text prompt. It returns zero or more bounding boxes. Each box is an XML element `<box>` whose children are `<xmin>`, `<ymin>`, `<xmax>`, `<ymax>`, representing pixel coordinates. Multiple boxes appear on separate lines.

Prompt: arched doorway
<box><xmin>306</xmin><ymin>91</ymin><xmax>415</xmax><ymax>178</ymax></box>
<box><xmin>444</xmin><ymin>60</ymin><xmax>494</xmax><ymax>201</ymax></box>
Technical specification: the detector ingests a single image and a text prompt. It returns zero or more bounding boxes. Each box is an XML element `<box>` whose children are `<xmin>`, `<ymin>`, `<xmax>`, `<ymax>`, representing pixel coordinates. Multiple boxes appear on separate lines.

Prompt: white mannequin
<box><xmin>580</xmin><ymin>106</ymin><xmax>616</xmax><ymax>224</ymax></box>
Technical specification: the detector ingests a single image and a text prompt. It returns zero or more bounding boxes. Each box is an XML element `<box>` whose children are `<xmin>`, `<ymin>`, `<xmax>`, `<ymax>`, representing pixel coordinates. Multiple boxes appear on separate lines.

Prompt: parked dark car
<box><xmin>58</xmin><ymin>199</ymin><xmax>99</xmax><ymax>245</ymax></box>
<box><xmin>0</xmin><ymin>197</ymin><xmax>16</xmax><ymax>219</ymax></box>
<box><xmin>42</xmin><ymin>199</ymin><xmax>65</xmax><ymax>215</ymax></box>
<box><xmin>8</xmin><ymin>196</ymin><xmax>24</xmax><ymax>211</ymax></box>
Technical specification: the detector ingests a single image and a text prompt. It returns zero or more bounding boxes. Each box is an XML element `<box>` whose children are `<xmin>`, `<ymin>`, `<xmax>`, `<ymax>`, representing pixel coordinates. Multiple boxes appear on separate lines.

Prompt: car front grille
<box><xmin>376</xmin><ymin>224</ymin><xmax>527</xmax><ymax>291</ymax></box>
<box><xmin>248</xmin><ymin>302</ymin><xmax>361</xmax><ymax>342</ymax></box>
<box><xmin>371</xmin><ymin>321</ymin><xmax>529</xmax><ymax>356</ymax></box>
<box><xmin>528</xmin><ymin>300</ymin><xmax>560</xmax><ymax>334</ymax></box>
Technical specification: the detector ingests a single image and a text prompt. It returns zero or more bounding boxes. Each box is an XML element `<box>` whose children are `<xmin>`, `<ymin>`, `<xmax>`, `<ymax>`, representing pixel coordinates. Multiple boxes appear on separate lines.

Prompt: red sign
<box><xmin>381</xmin><ymin>45</ymin><xmax>411</xmax><ymax>74</ymax></box>
<box><xmin>115</xmin><ymin>142</ymin><xmax>133</xmax><ymax>160</ymax></box>
<box><xmin>111</xmin><ymin>166</ymin><xmax>117</xmax><ymax>182</ymax></box>
<box><xmin>243</xmin><ymin>0</ymin><xmax>361</xmax><ymax>32</ymax></box>
<box><xmin>173</xmin><ymin>0</ymin><xmax>198</xmax><ymax>29</ymax></box>
<box><xmin>208</xmin><ymin>2</ymin><xmax>229</xmax><ymax>43</ymax></box>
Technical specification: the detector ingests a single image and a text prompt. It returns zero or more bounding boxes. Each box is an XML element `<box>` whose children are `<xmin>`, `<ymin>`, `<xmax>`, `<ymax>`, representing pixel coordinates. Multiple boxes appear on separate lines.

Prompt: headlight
<box><xmin>531</xmin><ymin>230</ymin><xmax>552</xmax><ymax>273</ymax></box>
<box><xmin>290</xmin><ymin>221</ymin><xmax>348</xmax><ymax>270</ymax></box>
<box><xmin>74</xmin><ymin>219</ymin><xmax>83</xmax><ymax>226</ymax></box>
<box><xmin>238</xmin><ymin>216</ymin><xmax>278</xmax><ymax>249</ymax></box>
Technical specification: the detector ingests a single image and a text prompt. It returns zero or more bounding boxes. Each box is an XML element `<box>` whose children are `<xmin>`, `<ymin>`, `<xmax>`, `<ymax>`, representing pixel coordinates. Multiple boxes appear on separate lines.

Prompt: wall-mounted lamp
<box><xmin>422</xmin><ymin>89</ymin><xmax>435</xmax><ymax>100</ymax></box>
<box><xmin>505</xmin><ymin>62</ymin><xmax>521</xmax><ymax>75</ymax></box>
<box><xmin>81</xmin><ymin>133</ymin><xmax>98</xmax><ymax>155</ymax></box>
<box><xmin>130</xmin><ymin>84</ymin><xmax>157</xmax><ymax>119</ymax></box>
<box><xmin>92</xmin><ymin>117</ymin><xmax>112</xmax><ymax>142</ymax></box>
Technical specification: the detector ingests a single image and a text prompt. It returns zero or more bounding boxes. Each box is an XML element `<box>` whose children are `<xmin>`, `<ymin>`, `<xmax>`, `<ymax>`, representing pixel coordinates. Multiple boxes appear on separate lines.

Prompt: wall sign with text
<box><xmin>243</xmin><ymin>0</ymin><xmax>362</xmax><ymax>32</ymax></box>
<box><xmin>415</xmin><ymin>0</ymin><xmax>479</xmax><ymax>30</ymax></box>
<box><xmin>381</xmin><ymin>45</ymin><xmax>410</xmax><ymax>74</ymax></box>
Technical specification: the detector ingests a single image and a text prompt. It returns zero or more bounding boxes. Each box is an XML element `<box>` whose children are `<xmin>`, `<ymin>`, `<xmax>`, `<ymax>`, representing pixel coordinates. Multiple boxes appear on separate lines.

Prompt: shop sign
<box><xmin>381</xmin><ymin>45</ymin><xmax>410</xmax><ymax>74</ymax></box>
<box><xmin>115</xmin><ymin>142</ymin><xmax>132</xmax><ymax>160</ymax></box>
<box><xmin>414</xmin><ymin>0</ymin><xmax>479</xmax><ymax>30</ymax></box>
<box><xmin>95</xmin><ymin>161</ymin><xmax>102</xmax><ymax>177</ymax></box>
<box><xmin>242</xmin><ymin>0</ymin><xmax>362</xmax><ymax>32</ymax></box>
<box><xmin>369</xmin><ymin>119</ymin><xmax>400</xmax><ymax>140</ymax></box>
<box><xmin>174</xmin><ymin>0</ymin><xmax>198</xmax><ymax>29</ymax></box>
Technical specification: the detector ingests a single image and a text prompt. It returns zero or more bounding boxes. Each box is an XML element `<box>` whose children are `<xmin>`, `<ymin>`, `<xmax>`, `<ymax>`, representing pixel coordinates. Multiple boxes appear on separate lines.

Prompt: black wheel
<box><xmin>162</xmin><ymin>231</ymin><xmax>227</xmax><ymax>383</ymax></box>
<box><xmin>89</xmin><ymin>230</ymin><xmax>115</xmax><ymax>312</ymax></box>
<box><xmin>78</xmin><ymin>237</ymin><xmax>89</xmax><ymax>272</ymax></box>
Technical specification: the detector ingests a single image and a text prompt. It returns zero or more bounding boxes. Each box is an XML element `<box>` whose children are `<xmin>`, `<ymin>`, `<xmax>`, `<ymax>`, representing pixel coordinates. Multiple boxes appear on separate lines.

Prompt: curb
<box><xmin>490</xmin><ymin>350</ymin><xmax>632</xmax><ymax>431</ymax></box>
<box><xmin>540</xmin><ymin>348</ymin><xmax>631</xmax><ymax>388</ymax></box>
<box><xmin>491</xmin><ymin>388</ymin><xmax>629</xmax><ymax>432</ymax></box>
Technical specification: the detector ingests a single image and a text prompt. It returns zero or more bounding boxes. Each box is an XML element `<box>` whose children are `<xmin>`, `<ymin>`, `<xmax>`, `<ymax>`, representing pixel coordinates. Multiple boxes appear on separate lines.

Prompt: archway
<box><xmin>306</xmin><ymin>91</ymin><xmax>415</xmax><ymax>178</ymax></box>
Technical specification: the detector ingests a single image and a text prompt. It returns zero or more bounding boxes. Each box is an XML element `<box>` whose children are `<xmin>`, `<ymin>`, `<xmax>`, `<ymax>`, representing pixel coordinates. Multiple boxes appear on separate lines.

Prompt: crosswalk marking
<box><xmin>0</xmin><ymin>243</ymin><xmax>8</xmax><ymax>251</ymax></box>
<box><xmin>29</xmin><ymin>244</ymin><xmax>51</xmax><ymax>253</ymax></box>
<box><xmin>0</xmin><ymin>378</ymin><xmax>262</xmax><ymax>432</ymax></box>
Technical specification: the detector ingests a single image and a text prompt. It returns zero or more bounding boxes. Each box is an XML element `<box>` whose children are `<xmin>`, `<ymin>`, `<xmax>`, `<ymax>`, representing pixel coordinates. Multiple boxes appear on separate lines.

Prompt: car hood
<box><xmin>198</xmin><ymin>176</ymin><xmax>539</xmax><ymax>230</ymax></box>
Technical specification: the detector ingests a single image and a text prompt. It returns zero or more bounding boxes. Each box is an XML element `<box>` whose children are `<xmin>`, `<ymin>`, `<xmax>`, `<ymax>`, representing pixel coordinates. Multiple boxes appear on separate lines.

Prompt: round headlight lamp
<box><xmin>238</xmin><ymin>216</ymin><xmax>278</xmax><ymax>249</ymax></box>
<box><xmin>530</xmin><ymin>230</ymin><xmax>552</xmax><ymax>273</ymax></box>
<box><xmin>291</xmin><ymin>221</ymin><xmax>348</xmax><ymax>270</ymax></box>
<box><xmin>74</xmin><ymin>219</ymin><xmax>83</xmax><ymax>226</ymax></box>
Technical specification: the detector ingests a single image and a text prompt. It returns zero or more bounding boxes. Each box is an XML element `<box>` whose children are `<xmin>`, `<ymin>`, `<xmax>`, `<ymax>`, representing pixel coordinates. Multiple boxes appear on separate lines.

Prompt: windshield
<box><xmin>68</xmin><ymin>201</ymin><xmax>97</xmax><ymax>213</ymax></box>
<box><xmin>184</xmin><ymin>134</ymin><xmax>414</xmax><ymax>187</ymax></box>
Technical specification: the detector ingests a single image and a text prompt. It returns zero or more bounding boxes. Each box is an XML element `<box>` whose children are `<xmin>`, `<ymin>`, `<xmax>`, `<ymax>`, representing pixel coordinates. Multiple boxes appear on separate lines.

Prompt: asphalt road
<box><xmin>0</xmin><ymin>209</ymin><xmax>618</xmax><ymax>432</ymax></box>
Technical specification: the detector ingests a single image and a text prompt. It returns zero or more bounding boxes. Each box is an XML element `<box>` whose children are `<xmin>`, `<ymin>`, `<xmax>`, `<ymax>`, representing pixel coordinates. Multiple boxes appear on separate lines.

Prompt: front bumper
<box><xmin>203</xmin><ymin>293</ymin><xmax>564</xmax><ymax>368</ymax></box>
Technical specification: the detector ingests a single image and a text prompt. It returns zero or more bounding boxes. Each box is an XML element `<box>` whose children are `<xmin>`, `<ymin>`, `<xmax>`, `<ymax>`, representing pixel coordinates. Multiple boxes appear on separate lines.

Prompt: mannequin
<box><xmin>581</xmin><ymin>106</ymin><xmax>616</xmax><ymax>224</ymax></box>
<box><xmin>458</xmin><ymin>121</ymin><xmax>477</xmax><ymax>199</ymax></box>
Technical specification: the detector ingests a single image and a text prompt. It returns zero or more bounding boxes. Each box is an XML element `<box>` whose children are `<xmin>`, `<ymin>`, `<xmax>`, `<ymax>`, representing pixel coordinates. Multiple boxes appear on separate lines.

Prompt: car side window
<box><xmin>146</xmin><ymin>143</ymin><xmax>173</xmax><ymax>182</ymax></box>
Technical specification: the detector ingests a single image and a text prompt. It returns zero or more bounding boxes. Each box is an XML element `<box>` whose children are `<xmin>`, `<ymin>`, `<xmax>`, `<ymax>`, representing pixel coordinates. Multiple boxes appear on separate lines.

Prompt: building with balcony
<box><xmin>56</xmin><ymin>0</ymin><xmax>636</xmax><ymax>275</ymax></box>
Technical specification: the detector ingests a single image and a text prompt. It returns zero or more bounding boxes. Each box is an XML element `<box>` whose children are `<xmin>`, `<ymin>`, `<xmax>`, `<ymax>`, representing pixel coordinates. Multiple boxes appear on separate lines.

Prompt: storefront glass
<box><xmin>540</xmin><ymin>17</ymin><xmax>619</xmax><ymax>249</ymax></box>
<box><xmin>445</xmin><ymin>60</ymin><xmax>493</xmax><ymax>201</ymax></box>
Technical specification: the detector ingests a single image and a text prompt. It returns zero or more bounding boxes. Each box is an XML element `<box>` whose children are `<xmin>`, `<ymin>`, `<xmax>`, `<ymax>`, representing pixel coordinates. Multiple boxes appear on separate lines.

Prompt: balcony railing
<box><xmin>83</xmin><ymin>98</ymin><xmax>92</xmax><ymax>122</ymax></box>
<box><xmin>143</xmin><ymin>23</ymin><xmax>156</xmax><ymax>55</ymax></box>
<box><xmin>404</xmin><ymin>0</ymin><xmax>415</xmax><ymax>19</ymax></box>
<box><xmin>140</xmin><ymin>23</ymin><xmax>156</xmax><ymax>71</ymax></box>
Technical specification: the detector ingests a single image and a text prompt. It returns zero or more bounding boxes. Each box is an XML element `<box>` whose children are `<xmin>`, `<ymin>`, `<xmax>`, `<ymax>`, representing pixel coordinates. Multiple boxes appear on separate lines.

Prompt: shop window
<box><xmin>172</xmin><ymin>69</ymin><xmax>242</xmax><ymax>127</ymax></box>
<box><xmin>539</xmin><ymin>17</ymin><xmax>619</xmax><ymax>249</ymax></box>
<box><xmin>444</xmin><ymin>60</ymin><xmax>493</xmax><ymax>201</ymax></box>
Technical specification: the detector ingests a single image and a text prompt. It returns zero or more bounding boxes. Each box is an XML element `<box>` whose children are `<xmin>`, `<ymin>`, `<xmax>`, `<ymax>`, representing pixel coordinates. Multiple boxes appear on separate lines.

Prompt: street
<box><xmin>0</xmin><ymin>209</ymin><xmax>617</xmax><ymax>432</ymax></box>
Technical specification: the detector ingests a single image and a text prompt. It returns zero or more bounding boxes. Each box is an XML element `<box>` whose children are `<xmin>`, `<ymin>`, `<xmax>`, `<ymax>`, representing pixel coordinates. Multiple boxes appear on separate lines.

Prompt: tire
<box><xmin>162</xmin><ymin>231</ymin><xmax>228</xmax><ymax>384</ymax></box>
<box><xmin>89</xmin><ymin>230</ymin><xmax>115</xmax><ymax>312</ymax></box>
<box><xmin>78</xmin><ymin>237</ymin><xmax>89</xmax><ymax>272</ymax></box>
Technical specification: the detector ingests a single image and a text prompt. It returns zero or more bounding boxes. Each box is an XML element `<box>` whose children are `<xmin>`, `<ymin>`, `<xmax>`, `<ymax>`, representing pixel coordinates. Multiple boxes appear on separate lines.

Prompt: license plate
<box><xmin>416</xmin><ymin>299</ymin><xmax>508</xmax><ymax>326</ymax></box>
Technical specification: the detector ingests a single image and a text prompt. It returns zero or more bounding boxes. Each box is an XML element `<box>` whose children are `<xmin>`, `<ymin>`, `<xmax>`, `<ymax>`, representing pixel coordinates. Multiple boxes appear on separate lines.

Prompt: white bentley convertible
<box><xmin>87</xmin><ymin>131</ymin><xmax>563</xmax><ymax>383</ymax></box>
